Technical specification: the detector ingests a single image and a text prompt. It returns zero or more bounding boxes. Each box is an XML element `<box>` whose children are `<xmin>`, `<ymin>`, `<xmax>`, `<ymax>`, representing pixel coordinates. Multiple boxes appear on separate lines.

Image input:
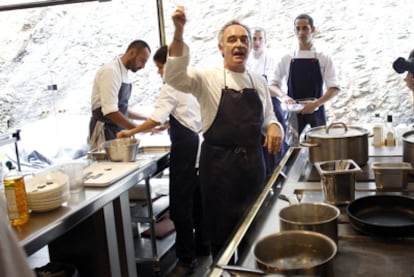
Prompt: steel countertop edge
<box><xmin>16</xmin><ymin>152</ymin><xmax>169</xmax><ymax>256</ymax></box>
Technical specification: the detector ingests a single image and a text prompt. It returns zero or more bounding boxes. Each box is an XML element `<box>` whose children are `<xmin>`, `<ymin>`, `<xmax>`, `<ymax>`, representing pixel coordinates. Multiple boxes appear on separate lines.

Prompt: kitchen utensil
<box><xmin>346</xmin><ymin>195</ymin><xmax>414</xmax><ymax>237</ymax></box>
<box><xmin>58</xmin><ymin>160</ymin><xmax>89</xmax><ymax>192</ymax></box>
<box><xmin>102</xmin><ymin>138</ymin><xmax>140</xmax><ymax>162</ymax></box>
<box><xmin>402</xmin><ymin>130</ymin><xmax>414</xmax><ymax>175</ymax></box>
<box><xmin>371</xmin><ymin>162</ymin><xmax>412</xmax><ymax>190</ymax></box>
<box><xmin>301</xmin><ymin>122</ymin><xmax>369</xmax><ymax>166</ymax></box>
<box><xmin>254</xmin><ymin>230</ymin><xmax>337</xmax><ymax>277</ymax></box>
<box><xmin>279</xmin><ymin>202</ymin><xmax>340</xmax><ymax>244</ymax></box>
<box><xmin>314</xmin><ymin>159</ymin><xmax>362</xmax><ymax>205</ymax></box>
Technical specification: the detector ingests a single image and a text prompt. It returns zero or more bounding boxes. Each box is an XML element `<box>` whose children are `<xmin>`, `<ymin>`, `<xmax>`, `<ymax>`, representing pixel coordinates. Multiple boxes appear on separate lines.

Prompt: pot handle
<box><xmin>326</xmin><ymin>122</ymin><xmax>348</xmax><ymax>134</ymax></box>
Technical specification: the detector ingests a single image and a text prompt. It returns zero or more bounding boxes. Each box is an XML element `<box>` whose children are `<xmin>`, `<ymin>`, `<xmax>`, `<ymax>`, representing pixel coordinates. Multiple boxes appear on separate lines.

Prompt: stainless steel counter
<box><xmin>210</xmin><ymin>144</ymin><xmax>414</xmax><ymax>276</ymax></box>
<box><xmin>15</xmin><ymin>151</ymin><xmax>169</xmax><ymax>277</ymax></box>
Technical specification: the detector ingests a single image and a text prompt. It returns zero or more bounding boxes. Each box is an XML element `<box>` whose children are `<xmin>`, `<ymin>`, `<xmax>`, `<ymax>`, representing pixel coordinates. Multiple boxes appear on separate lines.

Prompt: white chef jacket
<box><xmin>91</xmin><ymin>58</ymin><xmax>130</xmax><ymax>115</ymax></box>
<box><xmin>246</xmin><ymin>49</ymin><xmax>276</xmax><ymax>86</ymax></box>
<box><xmin>150</xmin><ymin>83</ymin><xmax>201</xmax><ymax>133</ymax></box>
<box><xmin>0</xmin><ymin>196</ymin><xmax>36</xmax><ymax>277</ymax></box>
<box><xmin>270</xmin><ymin>46</ymin><xmax>340</xmax><ymax>90</ymax></box>
<box><xmin>164</xmin><ymin>44</ymin><xmax>282</xmax><ymax>136</ymax></box>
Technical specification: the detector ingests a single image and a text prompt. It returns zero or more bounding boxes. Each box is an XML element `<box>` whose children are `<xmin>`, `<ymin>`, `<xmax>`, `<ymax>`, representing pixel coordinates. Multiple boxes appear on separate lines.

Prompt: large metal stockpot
<box><xmin>301</xmin><ymin>122</ymin><xmax>369</xmax><ymax>166</ymax></box>
<box><xmin>402</xmin><ymin>130</ymin><xmax>414</xmax><ymax>174</ymax></box>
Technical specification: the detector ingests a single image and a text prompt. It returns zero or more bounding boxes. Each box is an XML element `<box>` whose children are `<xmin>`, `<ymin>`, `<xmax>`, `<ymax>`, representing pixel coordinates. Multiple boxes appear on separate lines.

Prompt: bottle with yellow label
<box><xmin>3</xmin><ymin>162</ymin><xmax>29</xmax><ymax>226</ymax></box>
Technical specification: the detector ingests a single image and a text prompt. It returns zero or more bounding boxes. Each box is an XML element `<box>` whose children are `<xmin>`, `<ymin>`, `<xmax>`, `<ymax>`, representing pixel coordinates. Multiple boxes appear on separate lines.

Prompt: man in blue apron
<box><xmin>247</xmin><ymin>26</ymin><xmax>288</xmax><ymax>180</ymax></box>
<box><xmin>165</xmin><ymin>6</ymin><xmax>284</xmax><ymax>262</ymax></box>
<box><xmin>88</xmin><ymin>40</ymin><xmax>151</xmax><ymax>150</ymax></box>
<box><xmin>270</xmin><ymin>14</ymin><xmax>340</xmax><ymax>141</ymax></box>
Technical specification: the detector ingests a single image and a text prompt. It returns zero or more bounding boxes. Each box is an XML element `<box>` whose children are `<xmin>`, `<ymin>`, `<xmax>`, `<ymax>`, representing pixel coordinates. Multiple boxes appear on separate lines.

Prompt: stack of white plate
<box><xmin>25</xmin><ymin>172</ymin><xmax>69</xmax><ymax>212</ymax></box>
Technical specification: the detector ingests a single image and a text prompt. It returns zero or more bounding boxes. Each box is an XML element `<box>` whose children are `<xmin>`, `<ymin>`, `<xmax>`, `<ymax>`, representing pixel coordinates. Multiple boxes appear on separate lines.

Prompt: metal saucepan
<box><xmin>346</xmin><ymin>195</ymin><xmax>414</xmax><ymax>237</ymax></box>
<box><xmin>301</xmin><ymin>122</ymin><xmax>369</xmax><ymax>166</ymax></box>
<box><xmin>254</xmin><ymin>230</ymin><xmax>337</xmax><ymax>276</ymax></box>
<box><xmin>279</xmin><ymin>202</ymin><xmax>340</xmax><ymax>244</ymax></box>
<box><xmin>101</xmin><ymin>137</ymin><xmax>140</xmax><ymax>162</ymax></box>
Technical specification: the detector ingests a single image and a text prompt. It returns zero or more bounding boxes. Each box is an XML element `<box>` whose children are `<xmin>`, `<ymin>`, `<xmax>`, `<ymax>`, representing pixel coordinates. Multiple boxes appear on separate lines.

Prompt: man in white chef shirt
<box><xmin>270</xmin><ymin>13</ymin><xmax>340</xmax><ymax>143</ymax></box>
<box><xmin>0</xmin><ymin>196</ymin><xmax>36</xmax><ymax>277</ymax></box>
<box><xmin>247</xmin><ymin>27</ymin><xmax>288</xmax><ymax>179</ymax></box>
<box><xmin>88</xmin><ymin>40</ymin><xmax>151</xmax><ymax>150</ymax></box>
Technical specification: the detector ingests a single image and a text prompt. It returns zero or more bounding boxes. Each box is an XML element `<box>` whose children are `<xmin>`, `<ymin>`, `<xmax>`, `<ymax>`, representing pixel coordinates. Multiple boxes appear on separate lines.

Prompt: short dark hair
<box><xmin>153</xmin><ymin>45</ymin><xmax>168</xmax><ymax>65</ymax></box>
<box><xmin>295</xmin><ymin>14</ymin><xmax>314</xmax><ymax>27</ymax></box>
<box><xmin>125</xmin><ymin>40</ymin><xmax>151</xmax><ymax>54</ymax></box>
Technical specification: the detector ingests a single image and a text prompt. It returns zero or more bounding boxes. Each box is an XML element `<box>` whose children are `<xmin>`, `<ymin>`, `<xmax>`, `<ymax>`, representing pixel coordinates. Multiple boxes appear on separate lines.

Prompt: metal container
<box><xmin>254</xmin><ymin>230</ymin><xmax>337</xmax><ymax>277</ymax></box>
<box><xmin>315</xmin><ymin>159</ymin><xmax>362</xmax><ymax>205</ymax></box>
<box><xmin>301</xmin><ymin>122</ymin><xmax>369</xmax><ymax>166</ymax></box>
<box><xmin>402</xmin><ymin>130</ymin><xmax>414</xmax><ymax>175</ymax></box>
<box><xmin>279</xmin><ymin>202</ymin><xmax>340</xmax><ymax>244</ymax></box>
<box><xmin>102</xmin><ymin>138</ymin><xmax>140</xmax><ymax>162</ymax></box>
<box><xmin>371</xmin><ymin>162</ymin><xmax>412</xmax><ymax>190</ymax></box>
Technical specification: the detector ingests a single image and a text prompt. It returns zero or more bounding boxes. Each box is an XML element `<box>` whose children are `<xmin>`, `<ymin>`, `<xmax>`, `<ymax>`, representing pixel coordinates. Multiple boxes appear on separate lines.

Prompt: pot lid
<box><xmin>306</xmin><ymin>122</ymin><xmax>369</xmax><ymax>138</ymax></box>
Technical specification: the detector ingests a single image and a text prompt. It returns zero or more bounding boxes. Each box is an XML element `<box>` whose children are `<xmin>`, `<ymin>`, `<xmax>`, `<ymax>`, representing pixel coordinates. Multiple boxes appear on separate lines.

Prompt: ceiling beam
<box><xmin>0</xmin><ymin>0</ymin><xmax>110</xmax><ymax>12</ymax></box>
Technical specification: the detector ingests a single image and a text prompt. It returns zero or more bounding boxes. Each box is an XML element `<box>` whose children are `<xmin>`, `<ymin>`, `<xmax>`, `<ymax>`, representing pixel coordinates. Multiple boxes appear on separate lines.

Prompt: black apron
<box><xmin>89</xmin><ymin>60</ymin><xmax>132</xmax><ymax>141</ymax></box>
<box><xmin>168</xmin><ymin>115</ymin><xmax>209</xmax><ymax>264</ymax></box>
<box><xmin>287</xmin><ymin>54</ymin><xmax>325</xmax><ymax>135</ymax></box>
<box><xmin>199</xmin><ymin>74</ymin><xmax>265</xmax><ymax>257</ymax></box>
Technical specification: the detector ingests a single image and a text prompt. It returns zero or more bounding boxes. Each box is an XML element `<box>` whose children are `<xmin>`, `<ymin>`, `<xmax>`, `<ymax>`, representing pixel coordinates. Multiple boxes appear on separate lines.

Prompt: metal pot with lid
<box><xmin>301</xmin><ymin>122</ymin><xmax>369</xmax><ymax>166</ymax></box>
<box><xmin>402</xmin><ymin>129</ymin><xmax>414</xmax><ymax>174</ymax></box>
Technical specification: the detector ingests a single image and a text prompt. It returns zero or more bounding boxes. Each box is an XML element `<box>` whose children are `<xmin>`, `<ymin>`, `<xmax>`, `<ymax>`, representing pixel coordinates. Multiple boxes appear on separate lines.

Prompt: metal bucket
<box><xmin>315</xmin><ymin>159</ymin><xmax>362</xmax><ymax>205</ymax></box>
<box><xmin>279</xmin><ymin>202</ymin><xmax>340</xmax><ymax>245</ymax></box>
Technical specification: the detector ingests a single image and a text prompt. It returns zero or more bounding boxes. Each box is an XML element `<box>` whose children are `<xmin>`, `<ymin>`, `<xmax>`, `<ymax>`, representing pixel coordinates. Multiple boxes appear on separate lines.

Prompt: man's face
<box><xmin>252</xmin><ymin>30</ymin><xmax>266</xmax><ymax>53</ymax></box>
<box><xmin>127</xmin><ymin>48</ymin><xmax>151</xmax><ymax>73</ymax></box>
<box><xmin>294</xmin><ymin>18</ymin><xmax>314</xmax><ymax>45</ymax></box>
<box><xmin>219</xmin><ymin>24</ymin><xmax>251</xmax><ymax>72</ymax></box>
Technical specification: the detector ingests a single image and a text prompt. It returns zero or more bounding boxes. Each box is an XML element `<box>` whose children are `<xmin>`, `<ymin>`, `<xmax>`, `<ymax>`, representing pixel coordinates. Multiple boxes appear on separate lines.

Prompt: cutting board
<box><xmin>83</xmin><ymin>162</ymin><xmax>141</xmax><ymax>187</ymax></box>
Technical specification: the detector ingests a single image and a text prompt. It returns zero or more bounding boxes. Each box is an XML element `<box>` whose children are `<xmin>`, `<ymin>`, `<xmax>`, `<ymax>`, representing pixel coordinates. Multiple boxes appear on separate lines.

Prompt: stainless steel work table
<box><xmin>15</xmin><ymin>151</ymin><xmax>169</xmax><ymax>277</ymax></box>
<box><xmin>209</xmin><ymin>144</ymin><xmax>414</xmax><ymax>276</ymax></box>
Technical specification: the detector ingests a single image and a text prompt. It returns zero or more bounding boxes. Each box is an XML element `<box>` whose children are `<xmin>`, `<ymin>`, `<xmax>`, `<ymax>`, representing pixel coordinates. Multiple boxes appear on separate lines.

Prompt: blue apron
<box><xmin>199</xmin><ymin>73</ymin><xmax>265</xmax><ymax>257</ymax></box>
<box><xmin>168</xmin><ymin>115</ymin><xmax>209</xmax><ymax>264</ymax></box>
<box><xmin>287</xmin><ymin>54</ymin><xmax>325</xmax><ymax>134</ymax></box>
<box><xmin>89</xmin><ymin>61</ymin><xmax>132</xmax><ymax>141</ymax></box>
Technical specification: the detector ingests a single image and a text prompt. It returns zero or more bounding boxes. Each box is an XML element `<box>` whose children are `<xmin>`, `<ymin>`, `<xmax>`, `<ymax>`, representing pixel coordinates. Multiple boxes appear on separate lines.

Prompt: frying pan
<box><xmin>346</xmin><ymin>195</ymin><xmax>414</xmax><ymax>237</ymax></box>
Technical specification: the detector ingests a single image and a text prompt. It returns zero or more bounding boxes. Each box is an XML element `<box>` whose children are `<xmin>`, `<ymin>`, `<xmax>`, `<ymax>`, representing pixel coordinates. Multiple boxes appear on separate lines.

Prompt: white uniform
<box><xmin>247</xmin><ymin>49</ymin><xmax>276</xmax><ymax>85</ymax></box>
<box><xmin>91</xmin><ymin>58</ymin><xmax>130</xmax><ymax>115</ymax></box>
<box><xmin>164</xmin><ymin>44</ymin><xmax>282</xmax><ymax>135</ymax></box>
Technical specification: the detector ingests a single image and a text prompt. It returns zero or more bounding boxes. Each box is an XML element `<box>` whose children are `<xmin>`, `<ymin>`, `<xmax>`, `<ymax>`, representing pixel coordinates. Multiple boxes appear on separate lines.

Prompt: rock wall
<box><xmin>0</xmin><ymin>0</ymin><xmax>413</xmax><ymax>135</ymax></box>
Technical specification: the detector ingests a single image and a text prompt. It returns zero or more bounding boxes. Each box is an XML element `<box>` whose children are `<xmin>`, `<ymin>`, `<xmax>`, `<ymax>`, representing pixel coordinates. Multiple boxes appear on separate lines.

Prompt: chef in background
<box><xmin>165</xmin><ymin>6</ymin><xmax>283</xmax><ymax>259</ymax></box>
<box><xmin>247</xmin><ymin>26</ymin><xmax>287</xmax><ymax>179</ymax></box>
<box><xmin>117</xmin><ymin>45</ymin><xmax>210</xmax><ymax>276</ymax></box>
<box><xmin>88</xmin><ymin>40</ymin><xmax>151</xmax><ymax>150</ymax></box>
<box><xmin>270</xmin><ymin>14</ymin><xmax>340</xmax><ymax>142</ymax></box>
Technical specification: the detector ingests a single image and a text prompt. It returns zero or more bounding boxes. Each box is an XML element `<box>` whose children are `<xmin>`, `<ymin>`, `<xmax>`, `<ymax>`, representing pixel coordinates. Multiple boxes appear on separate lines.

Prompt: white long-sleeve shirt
<box><xmin>164</xmin><ymin>44</ymin><xmax>282</xmax><ymax>135</ymax></box>
<box><xmin>150</xmin><ymin>83</ymin><xmax>201</xmax><ymax>133</ymax></box>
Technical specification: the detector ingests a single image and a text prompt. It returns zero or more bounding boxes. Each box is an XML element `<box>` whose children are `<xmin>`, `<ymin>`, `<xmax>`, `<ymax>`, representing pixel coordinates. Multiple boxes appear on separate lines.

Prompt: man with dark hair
<box><xmin>117</xmin><ymin>45</ymin><xmax>210</xmax><ymax>276</ymax></box>
<box><xmin>247</xmin><ymin>26</ymin><xmax>288</xmax><ymax>179</ymax></box>
<box><xmin>404</xmin><ymin>49</ymin><xmax>414</xmax><ymax>95</ymax></box>
<box><xmin>270</xmin><ymin>13</ymin><xmax>340</xmax><ymax>144</ymax></box>
<box><xmin>165</xmin><ymin>6</ymin><xmax>284</xmax><ymax>260</ymax></box>
<box><xmin>88</xmin><ymin>39</ymin><xmax>151</xmax><ymax>150</ymax></box>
